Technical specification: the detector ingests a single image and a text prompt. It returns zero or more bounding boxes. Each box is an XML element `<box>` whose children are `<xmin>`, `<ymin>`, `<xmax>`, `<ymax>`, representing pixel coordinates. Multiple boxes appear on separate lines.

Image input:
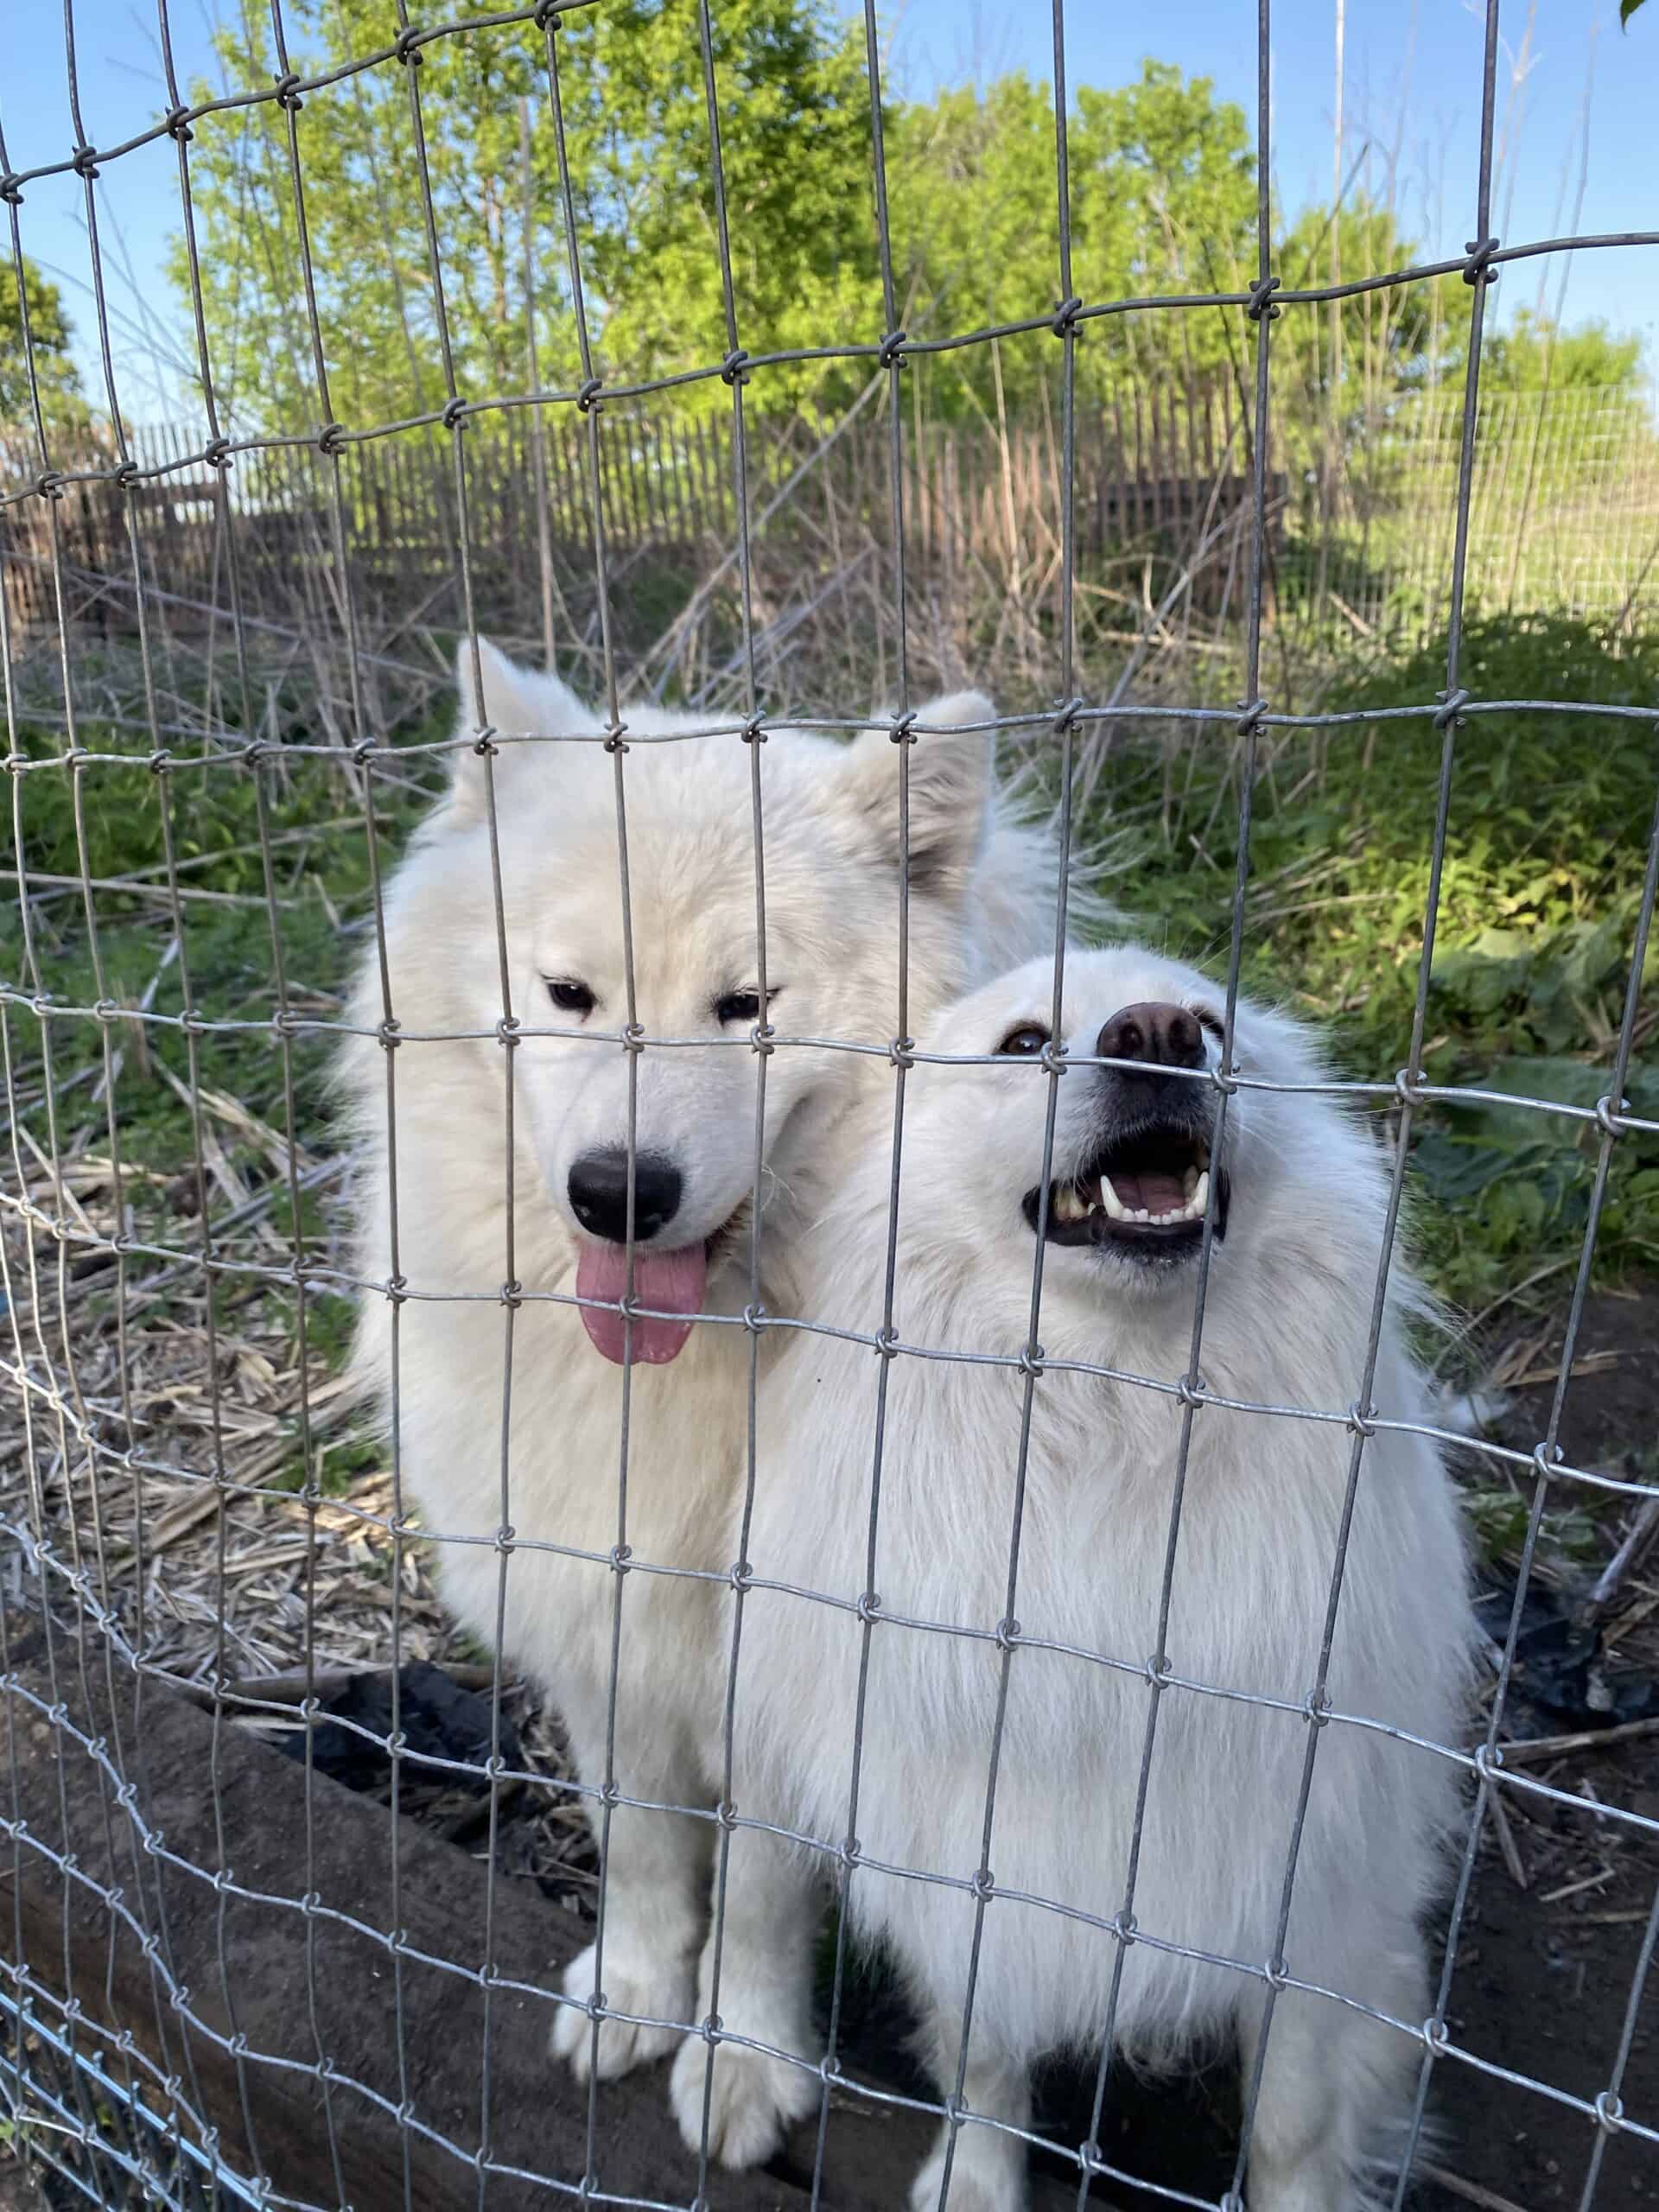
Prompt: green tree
<box><xmin>1481</xmin><ymin>308</ymin><xmax>1643</xmax><ymax>395</ymax></box>
<box><xmin>168</xmin><ymin>0</ymin><xmax>879</xmax><ymax>431</ymax></box>
<box><xmin>886</xmin><ymin>61</ymin><xmax>1258</xmax><ymax>416</ymax></box>
<box><xmin>1</xmin><ymin>255</ymin><xmax>86</xmax><ymax>433</ymax></box>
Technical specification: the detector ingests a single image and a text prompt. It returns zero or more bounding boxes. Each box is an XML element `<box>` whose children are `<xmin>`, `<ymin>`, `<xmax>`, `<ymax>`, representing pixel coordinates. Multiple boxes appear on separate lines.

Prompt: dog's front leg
<box><xmin>909</xmin><ymin>2000</ymin><xmax>1031</xmax><ymax>2212</ymax></box>
<box><xmin>669</xmin><ymin>1819</ymin><xmax>823</xmax><ymax>2166</ymax></box>
<box><xmin>550</xmin><ymin>1671</ymin><xmax>712</xmax><ymax>2085</ymax></box>
<box><xmin>1237</xmin><ymin>1940</ymin><xmax>1427</xmax><ymax>2211</ymax></box>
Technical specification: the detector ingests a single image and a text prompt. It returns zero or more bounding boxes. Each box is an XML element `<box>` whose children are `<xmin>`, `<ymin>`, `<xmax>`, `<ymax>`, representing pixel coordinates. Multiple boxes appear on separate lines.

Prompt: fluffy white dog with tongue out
<box><xmin>338</xmin><ymin>642</ymin><xmax>1074</xmax><ymax>2094</ymax></box>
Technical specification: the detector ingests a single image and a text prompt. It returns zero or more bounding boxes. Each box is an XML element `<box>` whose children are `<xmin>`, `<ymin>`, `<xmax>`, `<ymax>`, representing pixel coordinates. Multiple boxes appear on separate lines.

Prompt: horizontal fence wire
<box><xmin>1</xmin><ymin>0</ymin><xmax>1657</xmax><ymax>2208</ymax></box>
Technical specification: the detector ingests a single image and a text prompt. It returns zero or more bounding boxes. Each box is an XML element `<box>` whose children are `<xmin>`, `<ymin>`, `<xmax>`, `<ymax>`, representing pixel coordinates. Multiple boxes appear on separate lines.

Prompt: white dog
<box><xmin>690</xmin><ymin>944</ymin><xmax>1472</xmax><ymax>2209</ymax></box>
<box><xmin>338</xmin><ymin>643</ymin><xmax>1075</xmax><ymax>2106</ymax></box>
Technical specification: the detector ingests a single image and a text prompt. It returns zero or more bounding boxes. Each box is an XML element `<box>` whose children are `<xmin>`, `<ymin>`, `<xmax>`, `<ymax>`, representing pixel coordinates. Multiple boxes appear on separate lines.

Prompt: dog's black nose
<box><xmin>567</xmin><ymin>1149</ymin><xmax>683</xmax><ymax>1243</ymax></box>
<box><xmin>1096</xmin><ymin>1001</ymin><xmax>1206</xmax><ymax>1071</ymax></box>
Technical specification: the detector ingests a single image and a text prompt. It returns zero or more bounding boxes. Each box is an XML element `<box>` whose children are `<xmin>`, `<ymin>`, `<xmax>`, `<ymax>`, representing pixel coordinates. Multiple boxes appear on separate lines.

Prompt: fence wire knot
<box><xmin>740</xmin><ymin>710</ymin><xmax>767</xmax><ymax>744</ymax></box>
<box><xmin>1347</xmin><ymin>1400</ymin><xmax>1378</xmax><ymax>1439</ymax></box>
<box><xmin>164</xmin><ymin>104</ymin><xmax>194</xmax><ymax>142</ymax></box>
<box><xmin>273</xmin><ymin>73</ymin><xmax>305</xmax><ymax>112</ymax></box>
<box><xmin>1016</xmin><ymin>1344</ymin><xmax>1046</xmax><ymax>1378</ymax></box>
<box><xmin>394</xmin><ymin>23</ymin><xmax>424</xmax><ymax>65</ymax></box>
<box><xmin>1433</xmin><ymin>685</ymin><xmax>1471</xmax><ymax>728</ymax></box>
<box><xmin>878</xmin><ymin>328</ymin><xmax>908</xmax><ymax>369</ymax></box>
<box><xmin>203</xmin><ymin>435</ymin><xmax>233</xmax><ymax>470</ymax></box>
<box><xmin>1392</xmin><ymin>1066</ymin><xmax>1426</xmax><ymax>1109</ymax></box>
<box><xmin>1051</xmin><ymin>295</ymin><xmax>1084</xmax><ymax>337</ymax></box>
<box><xmin>576</xmin><ymin>377</ymin><xmax>605</xmax><ymax>413</ymax></box>
<box><xmin>1594</xmin><ymin>2089</ymin><xmax>1624</xmax><ymax>2133</ymax></box>
<box><xmin>856</xmin><ymin>1587</ymin><xmax>882</xmax><ymax>1624</ymax></box>
<box><xmin>442</xmin><ymin>397</ymin><xmax>467</xmax><ymax>431</ymax></box>
<box><xmin>1463</xmin><ymin>236</ymin><xmax>1500</xmax><ymax>286</ymax></box>
<box><xmin>71</xmin><ymin>144</ymin><xmax>101</xmax><ymax>181</ymax></box>
<box><xmin>721</xmin><ymin>348</ymin><xmax>752</xmax><ymax>386</ymax></box>
<box><xmin>0</xmin><ymin>173</ymin><xmax>23</xmax><ymax>206</ymax></box>
<box><xmin>1235</xmin><ymin>695</ymin><xmax>1268</xmax><ymax>736</ymax></box>
<box><xmin>1594</xmin><ymin>1092</ymin><xmax>1627</xmax><ymax>1138</ymax></box>
<box><xmin>1246</xmin><ymin>275</ymin><xmax>1281</xmax><ymax>321</ymax></box>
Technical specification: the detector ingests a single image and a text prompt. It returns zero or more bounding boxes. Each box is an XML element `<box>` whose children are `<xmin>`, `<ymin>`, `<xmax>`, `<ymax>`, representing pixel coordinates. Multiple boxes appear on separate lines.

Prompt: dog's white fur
<box><xmin>690</xmin><ymin>945</ymin><xmax>1472</xmax><ymax>2209</ymax></box>
<box><xmin>339</xmin><ymin>643</ymin><xmax>1074</xmax><ymax>2095</ymax></box>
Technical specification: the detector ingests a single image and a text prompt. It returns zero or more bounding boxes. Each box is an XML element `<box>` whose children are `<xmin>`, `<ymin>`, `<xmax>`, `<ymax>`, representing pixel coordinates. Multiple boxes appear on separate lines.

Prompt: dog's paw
<box><xmin>908</xmin><ymin>2135</ymin><xmax>1027</xmax><ymax>2212</ymax></box>
<box><xmin>669</xmin><ymin>2029</ymin><xmax>819</xmax><ymax>2168</ymax></box>
<box><xmin>550</xmin><ymin>1942</ymin><xmax>692</xmax><ymax>2083</ymax></box>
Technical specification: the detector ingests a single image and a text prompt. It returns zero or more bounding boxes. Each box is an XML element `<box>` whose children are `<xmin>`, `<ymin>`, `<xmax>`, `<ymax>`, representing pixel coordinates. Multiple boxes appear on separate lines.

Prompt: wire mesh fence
<box><xmin>3</xmin><ymin>2</ymin><xmax>1659</xmax><ymax>2209</ymax></box>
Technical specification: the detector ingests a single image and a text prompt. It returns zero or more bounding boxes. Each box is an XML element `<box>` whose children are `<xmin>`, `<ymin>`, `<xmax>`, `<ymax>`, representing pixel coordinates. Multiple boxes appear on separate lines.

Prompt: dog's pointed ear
<box><xmin>441</xmin><ymin>639</ymin><xmax>595</xmax><ymax>829</ymax></box>
<box><xmin>837</xmin><ymin>691</ymin><xmax>996</xmax><ymax>899</ymax></box>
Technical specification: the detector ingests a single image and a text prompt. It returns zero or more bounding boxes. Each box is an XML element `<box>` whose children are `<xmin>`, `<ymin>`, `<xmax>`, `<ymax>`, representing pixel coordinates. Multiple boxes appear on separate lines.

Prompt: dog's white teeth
<box><xmin>1193</xmin><ymin>1170</ymin><xmax>1210</xmax><ymax>1214</ymax></box>
<box><xmin>1131</xmin><ymin>1207</ymin><xmax>1150</xmax><ymax>1224</ymax></box>
<box><xmin>1100</xmin><ymin>1180</ymin><xmax>1128</xmax><ymax>1222</ymax></box>
<box><xmin>1053</xmin><ymin>1184</ymin><xmax>1086</xmax><ymax>1223</ymax></box>
<box><xmin>1182</xmin><ymin>1165</ymin><xmax>1198</xmax><ymax>1199</ymax></box>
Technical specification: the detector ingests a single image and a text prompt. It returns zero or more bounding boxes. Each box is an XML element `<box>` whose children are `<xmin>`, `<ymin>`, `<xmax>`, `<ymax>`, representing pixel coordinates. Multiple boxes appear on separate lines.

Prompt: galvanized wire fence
<box><xmin>2</xmin><ymin>2</ymin><xmax>1658</xmax><ymax>2209</ymax></box>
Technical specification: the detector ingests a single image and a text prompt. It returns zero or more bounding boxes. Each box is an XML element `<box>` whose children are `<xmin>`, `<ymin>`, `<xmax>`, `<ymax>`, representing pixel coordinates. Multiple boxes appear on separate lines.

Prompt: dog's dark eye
<box><xmin>547</xmin><ymin>978</ymin><xmax>596</xmax><ymax>1016</ymax></box>
<box><xmin>716</xmin><ymin>989</ymin><xmax>772</xmax><ymax>1026</ymax></box>
<box><xmin>997</xmin><ymin>1024</ymin><xmax>1050</xmax><ymax>1058</ymax></box>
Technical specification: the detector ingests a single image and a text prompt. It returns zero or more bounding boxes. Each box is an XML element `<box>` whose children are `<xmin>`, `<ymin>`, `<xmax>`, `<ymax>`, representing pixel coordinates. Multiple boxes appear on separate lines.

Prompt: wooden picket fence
<box><xmin>3</xmin><ymin>380</ymin><xmax>1654</xmax><ymax>682</ymax></box>
<box><xmin>0</xmin><ymin>380</ymin><xmax>1262</xmax><ymax>649</ymax></box>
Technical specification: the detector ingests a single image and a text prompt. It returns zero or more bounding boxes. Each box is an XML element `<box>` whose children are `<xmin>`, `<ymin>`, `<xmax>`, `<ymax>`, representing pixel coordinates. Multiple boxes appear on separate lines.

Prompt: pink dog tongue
<box><xmin>576</xmin><ymin>1240</ymin><xmax>708</xmax><ymax>1366</ymax></box>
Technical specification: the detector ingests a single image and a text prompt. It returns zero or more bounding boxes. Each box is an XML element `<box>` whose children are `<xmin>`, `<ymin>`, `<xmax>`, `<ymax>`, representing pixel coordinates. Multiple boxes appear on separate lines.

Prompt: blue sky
<box><xmin>3</xmin><ymin>0</ymin><xmax>1656</xmax><ymax>423</ymax></box>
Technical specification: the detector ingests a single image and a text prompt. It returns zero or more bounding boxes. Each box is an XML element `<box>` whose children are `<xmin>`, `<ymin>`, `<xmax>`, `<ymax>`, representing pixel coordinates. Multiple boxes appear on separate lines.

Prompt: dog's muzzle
<box><xmin>1020</xmin><ymin>1001</ymin><xmax>1230</xmax><ymax>1264</ymax></box>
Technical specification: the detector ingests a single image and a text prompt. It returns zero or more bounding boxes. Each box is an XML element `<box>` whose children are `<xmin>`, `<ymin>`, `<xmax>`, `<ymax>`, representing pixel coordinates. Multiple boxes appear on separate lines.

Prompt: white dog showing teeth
<box><xmin>709</xmin><ymin>944</ymin><xmax>1472</xmax><ymax>2212</ymax></box>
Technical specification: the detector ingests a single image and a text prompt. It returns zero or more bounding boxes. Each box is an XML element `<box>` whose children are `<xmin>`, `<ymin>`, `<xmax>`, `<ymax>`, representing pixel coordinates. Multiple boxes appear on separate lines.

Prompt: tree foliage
<box><xmin>168</xmin><ymin>0</ymin><xmax>878</xmax><ymax>429</ymax></box>
<box><xmin>1480</xmin><ymin>308</ymin><xmax>1644</xmax><ymax>395</ymax></box>
<box><xmin>168</xmin><ymin>10</ymin><xmax>1645</xmax><ymax>437</ymax></box>
<box><xmin>1</xmin><ymin>256</ymin><xmax>86</xmax><ymax>433</ymax></box>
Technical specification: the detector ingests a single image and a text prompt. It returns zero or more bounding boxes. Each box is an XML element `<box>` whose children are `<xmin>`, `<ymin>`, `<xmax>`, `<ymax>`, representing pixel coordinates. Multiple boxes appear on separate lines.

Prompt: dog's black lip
<box><xmin>1020</xmin><ymin>1122</ymin><xmax>1229</xmax><ymax>1259</ymax></box>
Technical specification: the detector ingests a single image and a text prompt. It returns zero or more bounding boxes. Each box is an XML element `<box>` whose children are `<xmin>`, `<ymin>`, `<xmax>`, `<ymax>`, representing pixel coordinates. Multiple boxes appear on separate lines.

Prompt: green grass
<box><xmin>1096</xmin><ymin>612</ymin><xmax>1659</xmax><ymax>1319</ymax></box>
<box><xmin>3</xmin><ymin>718</ymin><xmax>433</xmax><ymax>1257</ymax></box>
